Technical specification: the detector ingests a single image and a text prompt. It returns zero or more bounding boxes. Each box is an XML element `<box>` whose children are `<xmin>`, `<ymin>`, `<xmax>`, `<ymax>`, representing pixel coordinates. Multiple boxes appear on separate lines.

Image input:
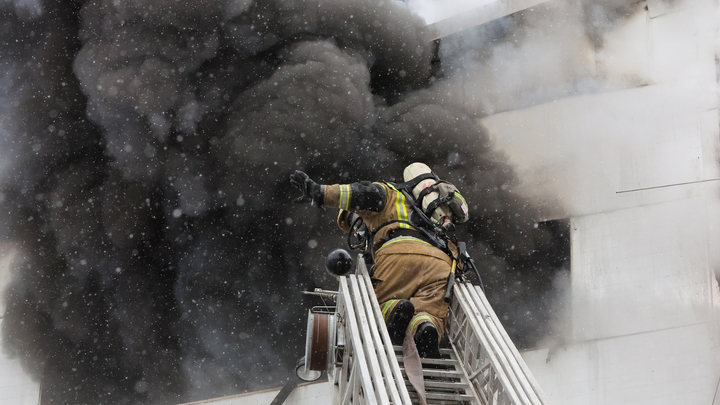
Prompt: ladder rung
<box><xmin>427</xmin><ymin>392</ymin><xmax>475</xmax><ymax>401</ymax></box>
<box><xmin>402</xmin><ymin>368</ymin><xmax>464</xmax><ymax>378</ymax></box>
<box><xmin>408</xmin><ymin>391</ymin><xmax>475</xmax><ymax>402</ymax></box>
<box><xmin>396</xmin><ymin>356</ymin><xmax>458</xmax><ymax>367</ymax></box>
<box><xmin>393</xmin><ymin>346</ymin><xmax>455</xmax><ymax>355</ymax></box>
<box><xmin>406</xmin><ymin>380</ymin><xmax>471</xmax><ymax>390</ymax></box>
<box><xmin>421</xmin><ymin>357</ymin><xmax>458</xmax><ymax>366</ymax></box>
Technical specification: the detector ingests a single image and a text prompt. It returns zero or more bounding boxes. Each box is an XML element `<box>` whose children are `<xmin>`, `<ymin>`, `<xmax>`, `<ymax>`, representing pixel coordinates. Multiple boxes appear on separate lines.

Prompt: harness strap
<box><xmin>417</xmin><ymin>185</ymin><xmax>437</xmax><ymax>202</ymax></box>
<box><xmin>374</xmin><ymin>220</ymin><xmax>455</xmax><ymax>260</ymax></box>
<box><xmin>390</xmin><ymin>172</ymin><xmax>439</xmax><ymax>192</ymax></box>
<box><xmin>424</xmin><ymin>198</ymin><xmax>443</xmax><ymax>218</ymax></box>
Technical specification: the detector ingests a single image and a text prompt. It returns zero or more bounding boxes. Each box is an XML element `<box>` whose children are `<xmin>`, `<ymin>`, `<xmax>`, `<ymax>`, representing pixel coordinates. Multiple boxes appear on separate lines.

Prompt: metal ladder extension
<box><xmin>446</xmin><ymin>282</ymin><xmax>550</xmax><ymax>405</ymax></box>
<box><xmin>394</xmin><ymin>345</ymin><xmax>480</xmax><ymax>404</ymax></box>
<box><xmin>327</xmin><ymin>255</ymin><xmax>550</xmax><ymax>405</ymax></box>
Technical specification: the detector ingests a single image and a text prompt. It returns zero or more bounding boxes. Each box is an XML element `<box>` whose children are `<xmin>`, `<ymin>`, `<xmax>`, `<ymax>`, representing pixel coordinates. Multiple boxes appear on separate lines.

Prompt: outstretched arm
<box><xmin>323</xmin><ymin>181</ymin><xmax>386</xmax><ymax>212</ymax></box>
<box><xmin>290</xmin><ymin>170</ymin><xmax>387</xmax><ymax>212</ymax></box>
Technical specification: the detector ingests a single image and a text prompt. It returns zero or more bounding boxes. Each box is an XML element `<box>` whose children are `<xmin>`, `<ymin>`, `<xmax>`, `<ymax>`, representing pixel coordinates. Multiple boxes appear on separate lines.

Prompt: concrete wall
<box><xmin>522</xmin><ymin>323</ymin><xmax>716</xmax><ymax>404</ymax></box>
<box><xmin>477</xmin><ymin>0</ymin><xmax>720</xmax><ymax>403</ymax></box>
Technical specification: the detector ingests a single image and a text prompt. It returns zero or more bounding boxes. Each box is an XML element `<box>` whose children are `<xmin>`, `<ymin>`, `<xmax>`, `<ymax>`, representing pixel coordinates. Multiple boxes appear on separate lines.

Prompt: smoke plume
<box><xmin>0</xmin><ymin>0</ymin><xmax>627</xmax><ymax>403</ymax></box>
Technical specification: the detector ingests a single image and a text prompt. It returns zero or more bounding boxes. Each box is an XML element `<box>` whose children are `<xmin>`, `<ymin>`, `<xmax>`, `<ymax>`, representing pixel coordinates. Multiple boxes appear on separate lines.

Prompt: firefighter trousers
<box><xmin>373</xmin><ymin>249</ymin><xmax>452</xmax><ymax>339</ymax></box>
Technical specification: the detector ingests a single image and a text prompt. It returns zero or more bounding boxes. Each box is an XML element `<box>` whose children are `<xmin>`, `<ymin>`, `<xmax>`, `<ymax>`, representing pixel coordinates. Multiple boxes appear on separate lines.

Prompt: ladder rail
<box><xmin>333</xmin><ymin>258</ymin><xmax>414</xmax><ymax>405</ymax></box>
<box><xmin>354</xmin><ymin>273</ymin><xmax>413</xmax><ymax>405</ymax></box>
<box><xmin>348</xmin><ymin>275</ymin><xmax>391</xmax><ymax>404</ymax></box>
<box><xmin>470</xmin><ymin>285</ymin><xmax>550</xmax><ymax>405</ymax></box>
<box><xmin>356</xmin><ymin>257</ymin><xmax>414</xmax><ymax>405</ymax></box>
<box><xmin>449</xmin><ymin>282</ymin><xmax>550</xmax><ymax>405</ymax></box>
<box><xmin>456</xmin><ymin>284</ymin><xmax>533</xmax><ymax>405</ymax></box>
<box><xmin>450</xmin><ymin>285</ymin><xmax>523</xmax><ymax>404</ymax></box>
<box><xmin>338</xmin><ymin>277</ymin><xmax>379</xmax><ymax>405</ymax></box>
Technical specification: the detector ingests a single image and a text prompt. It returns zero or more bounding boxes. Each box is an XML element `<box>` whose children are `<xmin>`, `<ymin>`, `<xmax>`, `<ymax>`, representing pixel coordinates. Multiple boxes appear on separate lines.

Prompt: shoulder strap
<box><xmin>374</xmin><ymin>186</ymin><xmax>456</xmax><ymax>260</ymax></box>
<box><xmin>385</xmin><ymin>184</ymin><xmax>434</xmax><ymax>229</ymax></box>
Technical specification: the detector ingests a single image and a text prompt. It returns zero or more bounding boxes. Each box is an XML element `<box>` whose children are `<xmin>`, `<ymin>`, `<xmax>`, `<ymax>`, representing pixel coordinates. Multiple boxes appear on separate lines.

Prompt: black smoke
<box><xmin>0</xmin><ymin>0</ymin><xmax>569</xmax><ymax>403</ymax></box>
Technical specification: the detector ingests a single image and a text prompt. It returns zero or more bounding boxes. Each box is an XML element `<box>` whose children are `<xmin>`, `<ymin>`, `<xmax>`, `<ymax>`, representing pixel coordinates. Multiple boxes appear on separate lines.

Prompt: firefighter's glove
<box><xmin>290</xmin><ymin>170</ymin><xmax>324</xmax><ymax>207</ymax></box>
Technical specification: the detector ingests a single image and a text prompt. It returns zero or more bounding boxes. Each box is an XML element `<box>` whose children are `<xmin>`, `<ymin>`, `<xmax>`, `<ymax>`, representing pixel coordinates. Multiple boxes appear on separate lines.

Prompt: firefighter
<box><xmin>290</xmin><ymin>163</ymin><xmax>469</xmax><ymax>358</ymax></box>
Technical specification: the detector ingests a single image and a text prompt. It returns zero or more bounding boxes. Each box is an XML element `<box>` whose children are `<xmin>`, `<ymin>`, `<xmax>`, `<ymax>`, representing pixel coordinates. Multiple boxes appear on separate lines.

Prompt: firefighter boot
<box><xmin>414</xmin><ymin>322</ymin><xmax>441</xmax><ymax>359</ymax></box>
<box><xmin>385</xmin><ymin>299</ymin><xmax>415</xmax><ymax>346</ymax></box>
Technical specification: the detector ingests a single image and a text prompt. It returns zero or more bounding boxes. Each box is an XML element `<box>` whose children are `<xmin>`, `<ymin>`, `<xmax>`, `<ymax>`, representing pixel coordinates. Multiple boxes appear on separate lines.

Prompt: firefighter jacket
<box><xmin>324</xmin><ymin>182</ymin><xmax>456</xmax><ymax>338</ymax></box>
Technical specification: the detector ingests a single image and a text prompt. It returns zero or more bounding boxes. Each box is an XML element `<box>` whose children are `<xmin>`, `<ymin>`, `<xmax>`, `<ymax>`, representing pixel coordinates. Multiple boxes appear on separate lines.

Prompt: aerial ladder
<box><xmin>299</xmin><ymin>254</ymin><xmax>550</xmax><ymax>405</ymax></box>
